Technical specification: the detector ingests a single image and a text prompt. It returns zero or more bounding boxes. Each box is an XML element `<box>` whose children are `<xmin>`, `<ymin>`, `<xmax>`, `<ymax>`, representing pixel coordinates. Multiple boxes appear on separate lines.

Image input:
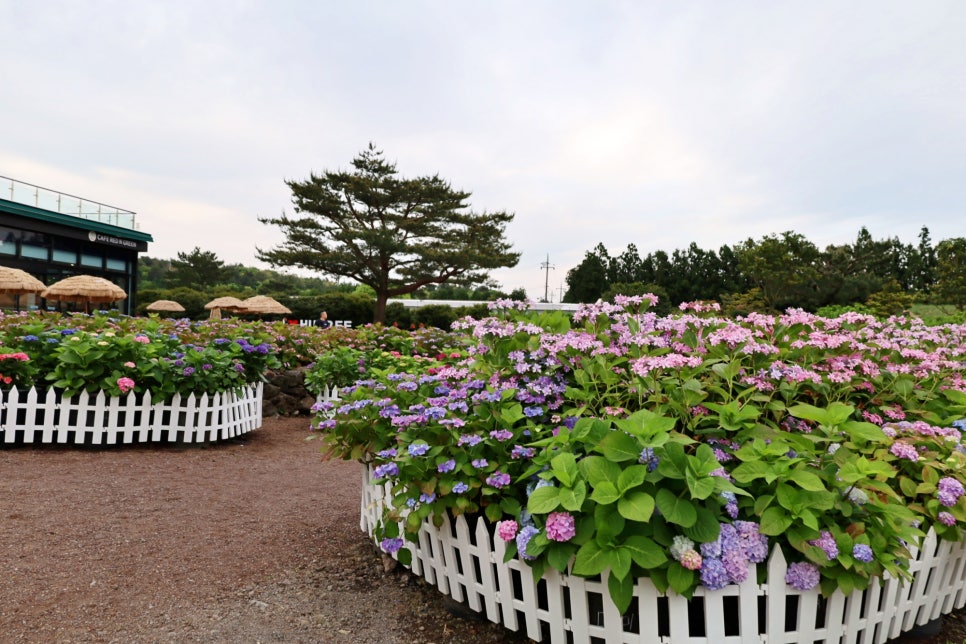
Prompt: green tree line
<box><xmin>137</xmin><ymin>247</ymin><xmax>518</xmax><ymax>326</ymax></box>
<box><xmin>564</xmin><ymin>227</ymin><xmax>966</xmax><ymax>316</ymax></box>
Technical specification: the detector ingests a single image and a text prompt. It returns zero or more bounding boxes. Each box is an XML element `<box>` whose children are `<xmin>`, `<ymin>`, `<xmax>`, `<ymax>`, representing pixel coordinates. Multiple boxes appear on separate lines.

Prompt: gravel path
<box><xmin>0</xmin><ymin>417</ymin><xmax>524</xmax><ymax>643</ymax></box>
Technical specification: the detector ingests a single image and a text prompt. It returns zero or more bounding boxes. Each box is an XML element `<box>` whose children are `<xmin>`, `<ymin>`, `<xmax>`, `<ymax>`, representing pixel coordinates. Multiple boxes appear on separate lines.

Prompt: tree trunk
<box><xmin>374</xmin><ymin>293</ymin><xmax>388</xmax><ymax>323</ymax></box>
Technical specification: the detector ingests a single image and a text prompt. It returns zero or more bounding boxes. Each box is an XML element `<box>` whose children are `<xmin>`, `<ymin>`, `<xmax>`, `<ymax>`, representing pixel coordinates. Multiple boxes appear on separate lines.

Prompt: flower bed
<box><xmin>0</xmin><ymin>310</ymin><xmax>283</xmax><ymax>445</ymax></box>
<box><xmin>321</xmin><ymin>297</ymin><xmax>966</xmax><ymax>628</ymax></box>
<box><xmin>362</xmin><ymin>465</ymin><xmax>966</xmax><ymax>643</ymax></box>
<box><xmin>0</xmin><ymin>382</ymin><xmax>263</xmax><ymax>444</ymax></box>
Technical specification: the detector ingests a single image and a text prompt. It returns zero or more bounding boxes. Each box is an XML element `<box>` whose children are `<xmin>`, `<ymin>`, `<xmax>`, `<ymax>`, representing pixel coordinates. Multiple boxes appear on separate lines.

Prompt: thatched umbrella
<box><xmin>238</xmin><ymin>295</ymin><xmax>292</xmax><ymax>316</ymax></box>
<box><xmin>146</xmin><ymin>299</ymin><xmax>185</xmax><ymax>314</ymax></box>
<box><xmin>41</xmin><ymin>274</ymin><xmax>127</xmax><ymax>312</ymax></box>
<box><xmin>204</xmin><ymin>296</ymin><xmax>245</xmax><ymax>320</ymax></box>
<box><xmin>0</xmin><ymin>266</ymin><xmax>46</xmax><ymax>311</ymax></box>
<box><xmin>0</xmin><ymin>266</ymin><xmax>46</xmax><ymax>295</ymax></box>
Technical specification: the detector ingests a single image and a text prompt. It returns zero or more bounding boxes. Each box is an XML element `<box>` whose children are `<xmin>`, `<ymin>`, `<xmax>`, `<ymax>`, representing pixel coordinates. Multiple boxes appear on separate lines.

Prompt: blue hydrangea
<box><xmin>852</xmin><ymin>544</ymin><xmax>874</xmax><ymax>563</ymax></box>
<box><xmin>407</xmin><ymin>443</ymin><xmax>430</xmax><ymax>457</ymax></box>
<box><xmin>516</xmin><ymin>526</ymin><xmax>540</xmax><ymax>560</ymax></box>
<box><xmin>638</xmin><ymin>447</ymin><xmax>660</xmax><ymax>472</ymax></box>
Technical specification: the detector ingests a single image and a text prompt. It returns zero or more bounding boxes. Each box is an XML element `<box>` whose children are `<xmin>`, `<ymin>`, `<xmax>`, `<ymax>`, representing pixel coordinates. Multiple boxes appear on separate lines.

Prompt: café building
<box><xmin>0</xmin><ymin>176</ymin><xmax>153</xmax><ymax>314</ymax></box>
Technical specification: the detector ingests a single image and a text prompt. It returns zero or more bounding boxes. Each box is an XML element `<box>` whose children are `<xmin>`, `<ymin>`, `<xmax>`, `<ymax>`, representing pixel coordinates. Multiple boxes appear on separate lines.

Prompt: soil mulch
<box><xmin>0</xmin><ymin>417</ymin><xmax>963</xmax><ymax>643</ymax></box>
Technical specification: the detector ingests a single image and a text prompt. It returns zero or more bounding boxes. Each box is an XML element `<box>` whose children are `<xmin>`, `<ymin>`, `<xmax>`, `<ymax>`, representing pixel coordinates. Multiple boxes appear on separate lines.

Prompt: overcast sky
<box><xmin>2</xmin><ymin>1</ymin><xmax>964</xmax><ymax>300</ymax></box>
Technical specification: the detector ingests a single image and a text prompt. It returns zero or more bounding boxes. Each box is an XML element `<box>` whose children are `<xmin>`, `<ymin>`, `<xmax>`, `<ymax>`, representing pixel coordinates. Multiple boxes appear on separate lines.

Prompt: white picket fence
<box><xmin>0</xmin><ymin>382</ymin><xmax>263</xmax><ymax>445</ymax></box>
<box><xmin>361</xmin><ymin>466</ymin><xmax>966</xmax><ymax>643</ymax></box>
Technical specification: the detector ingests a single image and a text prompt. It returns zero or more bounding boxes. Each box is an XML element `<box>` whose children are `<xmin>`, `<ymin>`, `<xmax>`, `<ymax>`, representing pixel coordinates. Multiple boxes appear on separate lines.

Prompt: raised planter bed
<box><xmin>0</xmin><ymin>382</ymin><xmax>263</xmax><ymax>445</ymax></box>
<box><xmin>361</xmin><ymin>466</ymin><xmax>966</xmax><ymax>643</ymax></box>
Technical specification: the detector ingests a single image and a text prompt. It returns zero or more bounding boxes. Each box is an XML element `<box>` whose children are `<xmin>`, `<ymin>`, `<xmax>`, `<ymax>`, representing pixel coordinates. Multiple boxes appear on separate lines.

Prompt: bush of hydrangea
<box><xmin>320</xmin><ymin>296</ymin><xmax>966</xmax><ymax>612</ymax></box>
<box><xmin>0</xmin><ymin>310</ymin><xmax>280</xmax><ymax>400</ymax></box>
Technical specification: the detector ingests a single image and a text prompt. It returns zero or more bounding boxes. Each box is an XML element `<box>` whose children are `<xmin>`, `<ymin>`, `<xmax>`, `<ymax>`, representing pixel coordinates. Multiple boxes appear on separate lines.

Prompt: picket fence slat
<box><xmin>0</xmin><ymin>383</ymin><xmax>263</xmax><ymax>445</ymax></box>
<box><xmin>362</xmin><ymin>465</ymin><xmax>966</xmax><ymax>644</ymax></box>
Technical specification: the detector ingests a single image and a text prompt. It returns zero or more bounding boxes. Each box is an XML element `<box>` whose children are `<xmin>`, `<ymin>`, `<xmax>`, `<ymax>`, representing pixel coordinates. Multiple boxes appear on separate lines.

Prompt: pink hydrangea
<box><xmin>117</xmin><ymin>377</ymin><xmax>135</xmax><ymax>394</ymax></box>
<box><xmin>497</xmin><ymin>520</ymin><xmax>519</xmax><ymax>542</ymax></box>
<box><xmin>679</xmin><ymin>549</ymin><xmax>703</xmax><ymax>570</ymax></box>
<box><xmin>545</xmin><ymin>511</ymin><xmax>576</xmax><ymax>542</ymax></box>
<box><xmin>889</xmin><ymin>440</ymin><xmax>919</xmax><ymax>461</ymax></box>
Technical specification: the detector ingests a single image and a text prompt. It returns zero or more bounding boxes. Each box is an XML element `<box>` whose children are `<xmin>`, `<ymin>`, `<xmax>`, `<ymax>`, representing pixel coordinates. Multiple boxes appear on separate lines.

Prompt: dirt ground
<box><xmin>0</xmin><ymin>417</ymin><xmax>525</xmax><ymax>643</ymax></box>
<box><xmin>0</xmin><ymin>417</ymin><xmax>963</xmax><ymax>643</ymax></box>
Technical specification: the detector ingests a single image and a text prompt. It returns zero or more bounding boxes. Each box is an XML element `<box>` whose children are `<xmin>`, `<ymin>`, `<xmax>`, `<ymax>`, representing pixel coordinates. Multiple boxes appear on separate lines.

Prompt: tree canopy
<box><xmin>562</xmin><ymin>225</ymin><xmax>957</xmax><ymax>314</ymax></box>
<box><xmin>257</xmin><ymin>145</ymin><xmax>520</xmax><ymax>321</ymax></box>
<box><xmin>167</xmin><ymin>247</ymin><xmax>225</xmax><ymax>289</ymax></box>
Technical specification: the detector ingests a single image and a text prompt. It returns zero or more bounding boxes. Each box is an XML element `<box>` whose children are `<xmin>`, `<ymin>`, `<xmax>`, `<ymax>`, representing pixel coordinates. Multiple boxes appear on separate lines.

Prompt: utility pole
<box><xmin>540</xmin><ymin>254</ymin><xmax>555</xmax><ymax>303</ymax></box>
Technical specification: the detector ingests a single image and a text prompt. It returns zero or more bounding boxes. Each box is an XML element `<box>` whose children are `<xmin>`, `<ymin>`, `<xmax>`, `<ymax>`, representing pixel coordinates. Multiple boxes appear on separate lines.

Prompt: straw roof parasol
<box><xmin>0</xmin><ymin>266</ymin><xmax>46</xmax><ymax>295</ymax></box>
<box><xmin>41</xmin><ymin>274</ymin><xmax>127</xmax><ymax>304</ymax></box>
<box><xmin>238</xmin><ymin>295</ymin><xmax>292</xmax><ymax>315</ymax></box>
<box><xmin>146</xmin><ymin>299</ymin><xmax>185</xmax><ymax>313</ymax></box>
<box><xmin>204</xmin><ymin>296</ymin><xmax>245</xmax><ymax>311</ymax></box>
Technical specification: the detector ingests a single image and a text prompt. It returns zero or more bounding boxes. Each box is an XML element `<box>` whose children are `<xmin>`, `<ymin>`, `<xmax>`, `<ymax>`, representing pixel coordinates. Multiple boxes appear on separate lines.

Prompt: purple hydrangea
<box><xmin>720</xmin><ymin>491</ymin><xmax>738</xmax><ymax>519</ymax></box>
<box><xmin>721</xmin><ymin>548</ymin><xmax>749</xmax><ymax>583</ymax></box>
<box><xmin>486</xmin><ymin>471</ymin><xmax>512</xmax><ymax>489</ymax></box>
<box><xmin>809</xmin><ymin>531</ymin><xmax>839</xmax><ymax>560</ymax></box>
<box><xmin>380</xmin><ymin>537</ymin><xmax>404</xmax><ymax>554</ymax></box>
<box><xmin>516</xmin><ymin>525</ymin><xmax>540</xmax><ymax>560</ymax></box>
<box><xmin>852</xmin><ymin>544</ymin><xmax>874</xmax><ymax>563</ymax></box>
<box><xmin>511</xmin><ymin>445</ymin><xmax>535</xmax><ymax>459</ymax></box>
<box><xmin>376</xmin><ymin>448</ymin><xmax>397</xmax><ymax>459</ymax></box>
<box><xmin>700</xmin><ymin>557</ymin><xmax>730</xmax><ymax>591</ymax></box>
<box><xmin>938</xmin><ymin>511</ymin><xmax>957</xmax><ymax>526</ymax></box>
<box><xmin>372</xmin><ymin>462</ymin><xmax>399</xmax><ymax>479</ymax></box>
<box><xmin>452</xmin><ymin>481</ymin><xmax>469</xmax><ymax>494</ymax></box>
<box><xmin>700</xmin><ymin>539</ymin><xmax>721</xmax><ymax>559</ymax></box>
<box><xmin>490</xmin><ymin>429</ymin><xmax>514</xmax><ymax>441</ymax></box>
<box><xmin>458</xmin><ymin>434</ymin><xmax>483</xmax><ymax>447</ymax></box>
<box><xmin>471</xmin><ymin>458</ymin><xmax>489</xmax><ymax>469</ymax></box>
<box><xmin>437</xmin><ymin>459</ymin><xmax>456</xmax><ymax>473</ymax></box>
<box><xmin>735</xmin><ymin>521</ymin><xmax>769</xmax><ymax>564</ymax></box>
<box><xmin>938</xmin><ymin>477</ymin><xmax>965</xmax><ymax>507</ymax></box>
<box><xmin>785</xmin><ymin>562</ymin><xmax>821</xmax><ymax>591</ymax></box>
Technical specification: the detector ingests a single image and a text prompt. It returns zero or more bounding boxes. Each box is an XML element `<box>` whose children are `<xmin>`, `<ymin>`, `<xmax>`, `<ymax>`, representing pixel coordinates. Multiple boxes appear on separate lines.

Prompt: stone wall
<box><xmin>262</xmin><ymin>368</ymin><xmax>317</xmax><ymax>417</ymax></box>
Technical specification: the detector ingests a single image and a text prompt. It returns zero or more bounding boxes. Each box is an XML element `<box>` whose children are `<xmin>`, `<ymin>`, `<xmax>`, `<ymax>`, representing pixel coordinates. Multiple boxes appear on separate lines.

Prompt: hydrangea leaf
<box><xmin>527</xmin><ymin>485</ymin><xmax>562</xmax><ymax>514</ymax></box>
<box><xmin>596</xmin><ymin>431</ymin><xmax>642</xmax><ymax>462</ymax></box>
<box><xmin>607</xmin><ymin>570</ymin><xmax>634</xmax><ymax>614</ymax></box>
<box><xmin>617</xmin><ymin>491</ymin><xmax>655</xmax><ymax>522</ymax></box>
<box><xmin>788</xmin><ymin>469</ymin><xmax>826</xmax><ymax>492</ymax></box>
<box><xmin>579</xmin><ymin>455</ymin><xmax>621</xmax><ymax>487</ymax></box>
<box><xmin>622</xmin><ymin>535</ymin><xmax>668</xmax><ymax>569</ymax></box>
<box><xmin>572</xmin><ymin>541</ymin><xmax>608</xmax><ymax>576</ymax></box>
<box><xmin>655</xmin><ymin>488</ymin><xmax>697</xmax><ymax>527</ymax></box>
<box><xmin>590</xmin><ymin>481</ymin><xmax>621</xmax><ymax>506</ymax></box>
<box><xmin>667</xmin><ymin>563</ymin><xmax>695</xmax><ymax>597</ymax></box>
